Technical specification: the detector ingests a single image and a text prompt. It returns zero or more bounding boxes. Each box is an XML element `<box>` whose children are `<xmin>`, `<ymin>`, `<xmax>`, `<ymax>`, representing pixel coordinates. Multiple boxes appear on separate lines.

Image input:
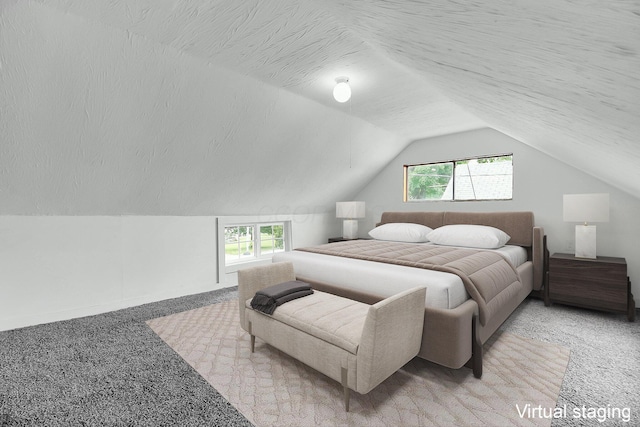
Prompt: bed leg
<box><xmin>471</xmin><ymin>314</ymin><xmax>483</xmax><ymax>378</ymax></box>
<box><xmin>543</xmin><ymin>235</ymin><xmax>551</xmax><ymax>307</ymax></box>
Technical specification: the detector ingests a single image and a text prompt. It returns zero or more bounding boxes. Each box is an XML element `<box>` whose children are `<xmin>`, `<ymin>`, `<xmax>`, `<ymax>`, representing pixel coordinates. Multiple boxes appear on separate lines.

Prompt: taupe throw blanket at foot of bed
<box><xmin>250</xmin><ymin>280</ymin><xmax>313</xmax><ymax>315</ymax></box>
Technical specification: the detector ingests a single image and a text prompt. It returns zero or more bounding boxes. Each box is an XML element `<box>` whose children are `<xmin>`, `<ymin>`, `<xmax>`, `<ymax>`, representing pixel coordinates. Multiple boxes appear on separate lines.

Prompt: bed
<box><xmin>272</xmin><ymin>211</ymin><xmax>546</xmax><ymax>378</ymax></box>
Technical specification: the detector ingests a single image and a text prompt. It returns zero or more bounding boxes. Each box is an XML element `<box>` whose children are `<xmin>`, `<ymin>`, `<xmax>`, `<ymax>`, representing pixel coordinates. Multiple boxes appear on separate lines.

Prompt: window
<box><xmin>404</xmin><ymin>154</ymin><xmax>513</xmax><ymax>201</ymax></box>
<box><xmin>224</xmin><ymin>222</ymin><xmax>286</xmax><ymax>265</ymax></box>
<box><xmin>217</xmin><ymin>215</ymin><xmax>293</xmax><ymax>283</ymax></box>
<box><xmin>259</xmin><ymin>224</ymin><xmax>285</xmax><ymax>256</ymax></box>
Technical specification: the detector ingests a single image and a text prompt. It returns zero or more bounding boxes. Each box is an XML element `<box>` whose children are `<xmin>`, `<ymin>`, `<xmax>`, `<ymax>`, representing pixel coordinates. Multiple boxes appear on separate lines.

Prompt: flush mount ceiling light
<box><xmin>333</xmin><ymin>77</ymin><xmax>351</xmax><ymax>103</ymax></box>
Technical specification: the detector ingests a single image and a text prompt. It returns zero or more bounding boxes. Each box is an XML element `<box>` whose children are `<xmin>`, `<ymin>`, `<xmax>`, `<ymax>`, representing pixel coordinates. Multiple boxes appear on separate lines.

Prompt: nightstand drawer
<box><xmin>549</xmin><ymin>258</ymin><xmax>627</xmax><ymax>284</ymax></box>
<box><xmin>548</xmin><ymin>273</ymin><xmax>628</xmax><ymax>311</ymax></box>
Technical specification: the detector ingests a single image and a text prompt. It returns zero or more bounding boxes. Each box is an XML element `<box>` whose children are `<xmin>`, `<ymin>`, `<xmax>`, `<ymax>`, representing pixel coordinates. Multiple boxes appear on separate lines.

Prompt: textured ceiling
<box><xmin>25</xmin><ymin>0</ymin><xmax>487</xmax><ymax>140</ymax></box>
<box><xmin>1</xmin><ymin>0</ymin><xmax>639</xmax><ymax>215</ymax></box>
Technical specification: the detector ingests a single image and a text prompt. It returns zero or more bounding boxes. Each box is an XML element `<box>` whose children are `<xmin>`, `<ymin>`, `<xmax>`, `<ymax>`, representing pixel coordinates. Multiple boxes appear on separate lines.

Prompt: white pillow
<box><xmin>368</xmin><ymin>223</ymin><xmax>433</xmax><ymax>243</ymax></box>
<box><xmin>427</xmin><ymin>224</ymin><xmax>510</xmax><ymax>249</ymax></box>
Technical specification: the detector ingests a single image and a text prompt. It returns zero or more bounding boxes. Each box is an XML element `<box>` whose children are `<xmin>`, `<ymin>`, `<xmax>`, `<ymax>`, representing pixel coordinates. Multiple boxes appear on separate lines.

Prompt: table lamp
<box><xmin>336</xmin><ymin>201</ymin><xmax>365</xmax><ymax>240</ymax></box>
<box><xmin>563</xmin><ymin>193</ymin><xmax>609</xmax><ymax>259</ymax></box>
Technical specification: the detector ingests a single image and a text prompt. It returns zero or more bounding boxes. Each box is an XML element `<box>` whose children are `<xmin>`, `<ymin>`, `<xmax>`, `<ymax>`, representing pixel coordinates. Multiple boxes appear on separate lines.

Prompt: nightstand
<box><xmin>546</xmin><ymin>253</ymin><xmax>635</xmax><ymax>321</ymax></box>
<box><xmin>328</xmin><ymin>237</ymin><xmax>366</xmax><ymax>243</ymax></box>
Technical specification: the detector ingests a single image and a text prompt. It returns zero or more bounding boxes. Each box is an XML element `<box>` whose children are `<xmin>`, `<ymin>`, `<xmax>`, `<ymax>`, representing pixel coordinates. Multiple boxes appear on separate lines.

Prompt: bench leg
<box><xmin>341</xmin><ymin>367</ymin><xmax>350</xmax><ymax>412</ymax></box>
<box><xmin>248</xmin><ymin>321</ymin><xmax>255</xmax><ymax>353</ymax></box>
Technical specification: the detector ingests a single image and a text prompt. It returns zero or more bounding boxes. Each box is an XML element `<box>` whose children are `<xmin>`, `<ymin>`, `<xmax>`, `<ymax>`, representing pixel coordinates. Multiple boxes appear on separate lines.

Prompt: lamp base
<box><xmin>575</xmin><ymin>224</ymin><xmax>597</xmax><ymax>259</ymax></box>
<box><xmin>342</xmin><ymin>220</ymin><xmax>359</xmax><ymax>240</ymax></box>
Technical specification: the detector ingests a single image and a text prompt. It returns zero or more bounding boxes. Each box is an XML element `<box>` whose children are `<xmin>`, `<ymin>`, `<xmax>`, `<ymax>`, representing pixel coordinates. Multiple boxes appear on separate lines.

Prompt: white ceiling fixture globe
<box><xmin>333</xmin><ymin>78</ymin><xmax>351</xmax><ymax>103</ymax></box>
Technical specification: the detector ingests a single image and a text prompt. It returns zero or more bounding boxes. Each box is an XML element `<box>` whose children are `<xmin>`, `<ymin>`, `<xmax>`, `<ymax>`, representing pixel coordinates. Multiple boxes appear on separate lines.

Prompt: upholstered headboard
<box><xmin>379</xmin><ymin>211</ymin><xmax>445</xmax><ymax>230</ymax></box>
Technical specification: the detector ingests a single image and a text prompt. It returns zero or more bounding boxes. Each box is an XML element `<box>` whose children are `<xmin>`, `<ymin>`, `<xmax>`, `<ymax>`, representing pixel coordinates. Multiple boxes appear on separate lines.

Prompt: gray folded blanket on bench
<box><xmin>250</xmin><ymin>280</ymin><xmax>314</xmax><ymax>315</ymax></box>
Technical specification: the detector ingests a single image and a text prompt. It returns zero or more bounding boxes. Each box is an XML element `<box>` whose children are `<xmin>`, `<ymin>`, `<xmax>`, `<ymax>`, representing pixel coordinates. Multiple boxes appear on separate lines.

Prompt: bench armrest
<box><xmin>237</xmin><ymin>261</ymin><xmax>295</xmax><ymax>331</ymax></box>
<box><xmin>356</xmin><ymin>286</ymin><xmax>426</xmax><ymax>394</ymax></box>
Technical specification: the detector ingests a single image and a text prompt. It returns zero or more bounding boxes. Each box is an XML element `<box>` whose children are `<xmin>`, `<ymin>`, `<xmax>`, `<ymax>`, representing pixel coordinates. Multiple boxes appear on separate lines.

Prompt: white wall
<box><xmin>355</xmin><ymin>128</ymin><xmax>640</xmax><ymax>306</ymax></box>
<box><xmin>0</xmin><ymin>212</ymin><xmax>335</xmax><ymax>331</ymax></box>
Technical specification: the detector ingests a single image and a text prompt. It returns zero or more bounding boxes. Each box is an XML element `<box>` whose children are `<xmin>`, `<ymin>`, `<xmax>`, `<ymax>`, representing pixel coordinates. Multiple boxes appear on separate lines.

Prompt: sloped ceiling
<box><xmin>1</xmin><ymin>0</ymin><xmax>638</xmax><ymax>215</ymax></box>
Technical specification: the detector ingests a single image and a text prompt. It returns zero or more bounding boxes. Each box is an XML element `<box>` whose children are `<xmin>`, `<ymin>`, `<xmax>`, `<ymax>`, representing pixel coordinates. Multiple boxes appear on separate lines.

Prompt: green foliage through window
<box><xmin>225</xmin><ymin>223</ymin><xmax>286</xmax><ymax>264</ymax></box>
<box><xmin>405</xmin><ymin>163</ymin><xmax>453</xmax><ymax>201</ymax></box>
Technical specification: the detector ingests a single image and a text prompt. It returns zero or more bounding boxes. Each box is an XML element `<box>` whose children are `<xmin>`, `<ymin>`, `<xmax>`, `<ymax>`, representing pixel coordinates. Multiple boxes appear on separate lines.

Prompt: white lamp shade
<box><xmin>333</xmin><ymin>80</ymin><xmax>351</xmax><ymax>103</ymax></box>
<box><xmin>563</xmin><ymin>193</ymin><xmax>609</xmax><ymax>224</ymax></box>
<box><xmin>336</xmin><ymin>201</ymin><xmax>365</xmax><ymax>219</ymax></box>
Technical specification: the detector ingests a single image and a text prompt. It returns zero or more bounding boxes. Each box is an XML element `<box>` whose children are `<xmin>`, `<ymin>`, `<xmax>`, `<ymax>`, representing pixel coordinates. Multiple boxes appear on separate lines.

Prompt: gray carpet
<box><xmin>1</xmin><ymin>287</ymin><xmax>638</xmax><ymax>426</ymax></box>
<box><xmin>0</xmin><ymin>287</ymin><xmax>251</xmax><ymax>426</ymax></box>
<box><xmin>500</xmin><ymin>300</ymin><xmax>639</xmax><ymax>426</ymax></box>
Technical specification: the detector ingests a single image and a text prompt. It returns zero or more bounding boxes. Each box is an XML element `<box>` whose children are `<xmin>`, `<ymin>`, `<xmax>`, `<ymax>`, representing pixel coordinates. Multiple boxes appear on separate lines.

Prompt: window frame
<box><xmin>216</xmin><ymin>215</ymin><xmax>293</xmax><ymax>282</ymax></box>
<box><xmin>223</xmin><ymin>222</ymin><xmax>286</xmax><ymax>265</ymax></box>
<box><xmin>403</xmin><ymin>153</ymin><xmax>513</xmax><ymax>202</ymax></box>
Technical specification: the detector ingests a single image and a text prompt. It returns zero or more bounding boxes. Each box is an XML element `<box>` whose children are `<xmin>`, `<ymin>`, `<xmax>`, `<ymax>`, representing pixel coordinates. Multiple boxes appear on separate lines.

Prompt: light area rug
<box><xmin>147</xmin><ymin>300</ymin><xmax>570</xmax><ymax>427</ymax></box>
